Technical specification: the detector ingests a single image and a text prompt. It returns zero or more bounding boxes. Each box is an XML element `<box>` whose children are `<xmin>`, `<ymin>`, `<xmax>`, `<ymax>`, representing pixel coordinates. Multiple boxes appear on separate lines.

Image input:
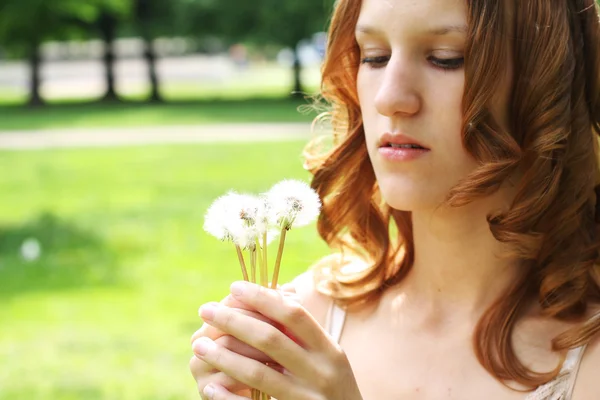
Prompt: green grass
<box><xmin>0</xmin><ymin>97</ymin><xmax>322</xmax><ymax>131</ymax></box>
<box><xmin>0</xmin><ymin>141</ymin><xmax>329</xmax><ymax>399</ymax></box>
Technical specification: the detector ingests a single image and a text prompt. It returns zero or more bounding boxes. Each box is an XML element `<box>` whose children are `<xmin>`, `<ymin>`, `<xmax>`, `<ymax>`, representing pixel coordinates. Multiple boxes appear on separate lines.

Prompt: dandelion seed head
<box><xmin>20</xmin><ymin>238</ymin><xmax>41</xmax><ymax>262</ymax></box>
<box><xmin>265</xmin><ymin>179</ymin><xmax>321</xmax><ymax>230</ymax></box>
<box><xmin>203</xmin><ymin>193</ymin><xmax>237</xmax><ymax>241</ymax></box>
<box><xmin>204</xmin><ymin>192</ymin><xmax>263</xmax><ymax>249</ymax></box>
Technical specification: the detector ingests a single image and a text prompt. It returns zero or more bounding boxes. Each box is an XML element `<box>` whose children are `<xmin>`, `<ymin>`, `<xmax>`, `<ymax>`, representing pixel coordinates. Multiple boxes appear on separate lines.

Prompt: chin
<box><xmin>377</xmin><ymin>176</ymin><xmax>446</xmax><ymax>212</ymax></box>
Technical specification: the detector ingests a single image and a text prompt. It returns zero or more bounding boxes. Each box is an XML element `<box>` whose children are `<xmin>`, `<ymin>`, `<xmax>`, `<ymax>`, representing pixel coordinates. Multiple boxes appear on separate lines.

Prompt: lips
<box><xmin>378</xmin><ymin>132</ymin><xmax>429</xmax><ymax>150</ymax></box>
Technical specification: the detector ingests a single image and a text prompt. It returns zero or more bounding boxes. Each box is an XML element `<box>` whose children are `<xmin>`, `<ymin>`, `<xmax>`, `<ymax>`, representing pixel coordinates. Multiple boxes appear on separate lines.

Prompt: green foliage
<box><xmin>255</xmin><ymin>0</ymin><xmax>335</xmax><ymax>47</ymax></box>
<box><xmin>0</xmin><ymin>0</ymin><xmax>335</xmax><ymax>53</ymax></box>
<box><xmin>0</xmin><ymin>0</ymin><xmax>128</xmax><ymax>54</ymax></box>
<box><xmin>130</xmin><ymin>0</ymin><xmax>178</xmax><ymax>37</ymax></box>
<box><xmin>178</xmin><ymin>0</ymin><xmax>334</xmax><ymax>47</ymax></box>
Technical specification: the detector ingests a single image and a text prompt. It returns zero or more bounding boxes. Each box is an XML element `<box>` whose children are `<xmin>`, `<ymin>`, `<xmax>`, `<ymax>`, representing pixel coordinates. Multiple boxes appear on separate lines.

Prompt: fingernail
<box><xmin>193</xmin><ymin>337</ymin><xmax>215</xmax><ymax>357</ymax></box>
<box><xmin>230</xmin><ymin>281</ymin><xmax>248</xmax><ymax>297</ymax></box>
<box><xmin>203</xmin><ymin>384</ymin><xmax>215</xmax><ymax>399</ymax></box>
<box><xmin>199</xmin><ymin>303</ymin><xmax>217</xmax><ymax>320</ymax></box>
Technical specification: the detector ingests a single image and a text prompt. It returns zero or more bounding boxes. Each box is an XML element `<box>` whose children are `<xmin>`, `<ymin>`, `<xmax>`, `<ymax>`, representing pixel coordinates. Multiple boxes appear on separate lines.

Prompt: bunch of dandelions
<box><xmin>203</xmin><ymin>180</ymin><xmax>320</xmax><ymax>400</ymax></box>
<box><xmin>203</xmin><ymin>179</ymin><xmax>321</xmax><ymax>289</ymax></box>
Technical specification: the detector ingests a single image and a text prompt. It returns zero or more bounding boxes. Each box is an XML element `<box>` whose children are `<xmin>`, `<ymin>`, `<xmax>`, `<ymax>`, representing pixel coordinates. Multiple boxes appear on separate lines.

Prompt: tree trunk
<box><xmin>135</xmin><ymin>0</ymin><xmax>162</xmax><ymax>103</ymax></box>
<box><xmin>291</xmin><ymin>46</ymin><xmax>304</xmax><ymax>98</ymax></box>
<box><xmin>99</xmin><ymin>12</ymin><xmax>119</xmax><ymax>102</ymax></box>
<box><xmin>143</xmin><ymin>37</ymin><xmax>162</xmax><ymax>102</ymax></box>
<box><xmin>28</xmin><ymin>42</ymin><xmax>44</xmax><ymax>107</ymax></box>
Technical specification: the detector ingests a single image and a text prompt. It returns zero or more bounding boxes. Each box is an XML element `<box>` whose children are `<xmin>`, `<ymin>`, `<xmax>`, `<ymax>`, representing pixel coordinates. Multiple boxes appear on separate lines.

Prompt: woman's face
<box><xmin>356</xmin><ymin>0</ymin><xmax>511</xmax><ymax>212</ymax></box>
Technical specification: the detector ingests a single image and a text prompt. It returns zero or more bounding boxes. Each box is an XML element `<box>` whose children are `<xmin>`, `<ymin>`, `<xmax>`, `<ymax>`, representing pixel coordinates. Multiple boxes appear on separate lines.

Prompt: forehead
<box><xmin>356</xmin><ymin>0</ymin><xmax>467</xmax><ymax>32</ymax></box>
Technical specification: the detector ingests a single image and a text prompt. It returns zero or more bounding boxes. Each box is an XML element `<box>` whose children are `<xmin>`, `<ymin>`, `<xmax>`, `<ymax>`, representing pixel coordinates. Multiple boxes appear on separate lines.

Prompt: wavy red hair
<box><xmin>305</xmin><ymin>0</ymin><xmax>600</xmax><ymax>390</ymax></box>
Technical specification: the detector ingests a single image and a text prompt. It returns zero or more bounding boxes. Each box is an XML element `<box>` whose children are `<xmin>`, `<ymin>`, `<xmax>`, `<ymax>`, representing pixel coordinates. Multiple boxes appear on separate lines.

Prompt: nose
<box><xmin>373</xmin><ymin>56</ymin><xmax>422</xmax><ymax>117</ymax></box>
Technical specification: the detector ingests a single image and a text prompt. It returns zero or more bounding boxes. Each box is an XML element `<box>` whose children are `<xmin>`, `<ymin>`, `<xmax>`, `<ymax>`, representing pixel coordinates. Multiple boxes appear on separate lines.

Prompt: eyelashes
<box><xmin>360</xmin><ymin>55</ymin><xmax>465</xmax><ymax>71</ymax></box>
<box><xmin>428</xmin><ymin>56</ymin><xmax>464</xmax><ymax>70</ymax></box>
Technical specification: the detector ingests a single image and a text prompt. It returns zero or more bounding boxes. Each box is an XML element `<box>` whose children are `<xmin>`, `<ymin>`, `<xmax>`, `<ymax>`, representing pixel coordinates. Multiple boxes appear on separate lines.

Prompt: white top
<box><xmin>325</xmin><ymin>302</ymin><xmax>588</xmax><ymax>400</ymax></box>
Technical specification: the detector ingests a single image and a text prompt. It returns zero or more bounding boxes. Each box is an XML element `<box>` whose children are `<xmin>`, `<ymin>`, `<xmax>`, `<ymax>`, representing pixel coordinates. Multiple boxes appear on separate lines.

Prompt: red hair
<box><xmin>305</xmin><ymin>0</ymin><xmax>600</xmax><ymax>390</ymax></box>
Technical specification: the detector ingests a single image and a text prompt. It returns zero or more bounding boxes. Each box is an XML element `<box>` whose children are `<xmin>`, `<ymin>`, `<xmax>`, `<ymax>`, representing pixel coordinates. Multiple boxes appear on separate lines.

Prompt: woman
<box><xmin>190</xmin><ymin>0</ymin><xmax>600</xmax><ymax>398</ymax></box>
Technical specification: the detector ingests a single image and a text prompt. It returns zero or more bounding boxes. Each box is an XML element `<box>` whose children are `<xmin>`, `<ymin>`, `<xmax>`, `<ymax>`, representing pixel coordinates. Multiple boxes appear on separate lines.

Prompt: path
<box><xmin>0</xmin><ymin>123</ymin><xmax>314</xmax><ymax>150</ymax></box>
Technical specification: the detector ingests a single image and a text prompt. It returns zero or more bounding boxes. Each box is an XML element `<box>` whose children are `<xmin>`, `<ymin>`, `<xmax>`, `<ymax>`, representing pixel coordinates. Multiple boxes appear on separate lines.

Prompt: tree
<box><xmin>131</xmin><ymin>0</ymin><xmax>179</xmax><ymax>103</ymax></box>
<box><xmin>255</xmin><ymin>0</ymin><xmax>334</xmax><ymax>96</ymax></box>
<box><xmin>182</xmin><ymin>0</ymin><xmax>334</xmax><ymax>97</ymax></box>
<box><xmin>94</xmin><ymin>0</ymin><xmax>130</xmax><ymax>102</ymax></box>
<box><xmin>0</xmin><ymin>0</ymin><xmax>128</xmax><ymax>106</ymax></box>
<box><xmin>0</xmin><ymin>0</ymin><xmax>100</xmax><ymax>106</ymax></box>
<box><xmin>96</xmin><ymin>8</ymin><xmax>120</xmax><ymax>102</ymax></box>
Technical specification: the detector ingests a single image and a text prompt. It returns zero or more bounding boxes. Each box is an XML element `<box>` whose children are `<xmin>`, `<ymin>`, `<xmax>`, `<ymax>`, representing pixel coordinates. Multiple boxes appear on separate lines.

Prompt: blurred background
<box><xmin>0</xmin><ymin>0</ymin><xmax>334</xmax><ymax>398</ymax></box>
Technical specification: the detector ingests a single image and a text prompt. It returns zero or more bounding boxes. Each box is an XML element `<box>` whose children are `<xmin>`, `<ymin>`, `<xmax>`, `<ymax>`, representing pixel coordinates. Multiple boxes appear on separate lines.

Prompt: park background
<box><xmin>0</xmin><ymin>0</ymin><xmax>335</xmax><ymax>398</ymax></box>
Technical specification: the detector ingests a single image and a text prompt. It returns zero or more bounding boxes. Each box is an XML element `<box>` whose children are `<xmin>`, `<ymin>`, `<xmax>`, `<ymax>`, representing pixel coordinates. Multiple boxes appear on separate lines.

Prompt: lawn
<box><xmin>0</xmin><ymin>98</ymin><xmax>321</xmax><ymax>131</ymax></box>
<box><xmin>0</xmin><ymin>141</ymin><xmax>330</xmax><ymax>399</ymax></box>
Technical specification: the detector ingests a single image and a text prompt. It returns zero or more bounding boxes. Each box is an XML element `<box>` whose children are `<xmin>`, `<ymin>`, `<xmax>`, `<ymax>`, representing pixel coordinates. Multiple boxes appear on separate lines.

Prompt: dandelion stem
<box><xmin>255</xmin><ymin>238</ymin><xmax>266</xmax><ymax>286</ymax></box>
<box><xmin>250</xmin><ymin>249</ymin><xmax>257</xmax><ymax>284</ymax></box>
<box><xmin>271</xmin><ymin>227</ymin><xmax>287</xmax><ymax>289</ymax></box>
<box><xmin>235</xmin><ymin>245</ymin><xmax>249</xmax><ymax>282</ymax></box>
<box><xmin>262</xmin><ymin>231</ymin><xmax>268</xmax><ymax>287</ymax></box>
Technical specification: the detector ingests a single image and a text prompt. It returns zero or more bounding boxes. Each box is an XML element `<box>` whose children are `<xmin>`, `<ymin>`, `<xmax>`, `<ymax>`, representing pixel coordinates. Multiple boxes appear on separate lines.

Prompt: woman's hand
<box><xmin>189</xmin><ymin>295</ymin><xmax>274</xmax><ymax>398</ymax></box>
<box><xmin>189</xmin><ymin>285</ymin><xmax>299</xmax><ymax>398</ymax></box>
<box><xmin>191</xmin><ymin>281</ymin><xmax>363</xmax><ymax>400</ymax></box>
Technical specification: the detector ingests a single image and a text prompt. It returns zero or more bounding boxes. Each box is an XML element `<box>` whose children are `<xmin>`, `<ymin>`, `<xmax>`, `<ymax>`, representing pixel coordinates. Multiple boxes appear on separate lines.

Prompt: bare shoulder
<box><xmin>281</xmin><ymin>269</ymin><xmax>333</xmax><ymax>328</ymax></box>
<box><xmin>571</xmin><ymin>304</ymin><xmax>600</xmax><ymax>400</ymax></box>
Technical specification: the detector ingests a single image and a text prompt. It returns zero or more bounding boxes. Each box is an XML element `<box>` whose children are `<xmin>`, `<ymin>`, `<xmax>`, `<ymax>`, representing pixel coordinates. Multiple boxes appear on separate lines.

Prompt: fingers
<box><xmin>202</xmin><ymin>383</ymin><xmax>250</xmax><ymax>400</ymax></box>
<box><xmin>192</xmin><ymin>305</ymin><xmax>274</xmax><ymax>344</ymax></box>
<box><xmin>225</xmin><ymin>290</ymin><xmax>302</xmax><ymax>307</ymax></box>
<box><xmin>192</xmin><ymin>289</ymin><xmax>303</xmax><ymax>345</ymax></box>
<box><xmin>189</xmin><ymin>356</ymin><xmax>247</xmax><ymax>394</ymax></box>
<box><xmin>193</xmin><ymin>337</ymin><xmax>300</xmax><ymax>400</ymax></box>
<box><xmin>190</xmin><ymin>286</ymin><xmax>307</xmax><ymax>400</ymax></box>
<box><xmin>199</xmin><ymin>303</ymin><xmax>312</xmax><ymax>377</ymax></box>
<box><xmin>228</xmin><ymin>281</ymin><xmax>331</xmax><ymax>352</ymax></box>
<box><xmin>222</xmin><ymin>291</ymin><xmax>301</xmax><ymax>308</ymax></box>
<box><xmin>215</xmin><ymin>335</ymin><xmax>272</xmax><ymax>363</ymax></box>
<box><xmin>220</xmin><ymin>294</ymin><xmax>251</xmax><ymax>309</ymax></box>
<box><xmin>192</xmin><ymin>331</ymin><xmax>274</xmax><ymax>365</ymax></box>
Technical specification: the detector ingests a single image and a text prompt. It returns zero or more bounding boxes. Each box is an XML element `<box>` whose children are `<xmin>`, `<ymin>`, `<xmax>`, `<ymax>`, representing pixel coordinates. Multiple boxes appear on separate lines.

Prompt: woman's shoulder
<box><xmin>571</xmin><ymin>304</ymin><xmax>600</xmax><ymax>399</ymax></box>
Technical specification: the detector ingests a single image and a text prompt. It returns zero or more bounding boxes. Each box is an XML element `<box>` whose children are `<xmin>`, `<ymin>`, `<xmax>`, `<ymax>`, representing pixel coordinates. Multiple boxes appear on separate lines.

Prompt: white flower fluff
<box><xmin>204</xmin><ymin>192</ymin><xmax>260</xmax><ymax>249</ymax></box>
<box><xmin>255</xmin><ymin>196</ymin><xmax>280</xmax><ymax>245</ymax></box>
<box><xmin>265</xmin><ymin>179</ymin><xmax>321</xmax><ymax>230</ymax></box>
<box><xmin>204</xmin><ymin>191</ymin><xmax>279</xmax><ymax>249</ymax></box>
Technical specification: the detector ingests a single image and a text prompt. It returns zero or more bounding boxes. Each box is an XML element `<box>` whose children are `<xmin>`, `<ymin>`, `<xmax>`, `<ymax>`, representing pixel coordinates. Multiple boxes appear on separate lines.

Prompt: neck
<box><xmin>389</xmin><ymin>193</ymin><xmax>523</xmax><ymax>332</ymax></box>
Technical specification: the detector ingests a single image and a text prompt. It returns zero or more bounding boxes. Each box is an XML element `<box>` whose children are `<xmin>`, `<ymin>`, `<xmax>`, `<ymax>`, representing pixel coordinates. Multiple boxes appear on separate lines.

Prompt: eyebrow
<box><xmin>355</xmin><ymin>24</ymin><xmax>468</xmax><ymax>36</ymax></box>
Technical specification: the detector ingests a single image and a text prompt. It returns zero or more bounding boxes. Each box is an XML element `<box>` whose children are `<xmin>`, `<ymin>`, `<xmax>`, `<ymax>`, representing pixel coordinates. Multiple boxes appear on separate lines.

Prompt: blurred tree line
<box><xmin>0</xmin><ymin>0</ymin><xmax>334</xmax><ymax>106</ymax></box>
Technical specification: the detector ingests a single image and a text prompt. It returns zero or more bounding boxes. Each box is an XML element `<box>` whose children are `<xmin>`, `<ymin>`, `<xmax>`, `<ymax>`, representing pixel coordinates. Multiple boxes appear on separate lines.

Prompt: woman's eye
<box><xmin>360</xmin><ymin>55</ymin><xmax>464</xmax><ymax>70</ymax></box>
<box><xmin>428</xmin><ymin>56</ymin><xmax>464</xmax><ymax>70</ymax></box>
<box><xmin>360</xmin><ymin>56</ymin><xmax>390</xmax><ymax>69</ymax></box>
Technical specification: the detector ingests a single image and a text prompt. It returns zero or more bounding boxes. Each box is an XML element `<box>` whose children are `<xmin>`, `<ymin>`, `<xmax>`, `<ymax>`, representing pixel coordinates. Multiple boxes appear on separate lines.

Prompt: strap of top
<box><xmin>563</xmin><ymin>344</ymin><xmax>587</xmax><ymax>399</ymax></box>
<box><xmin>326</xmin><ymin>300</ymin><xmax>589</xmax><ymax>400</ymax></box>
<box><xmin>325</xmin><ymin>301</ymin><xmax>347</xmax><ymax>343</ymax></box>
<box><xmin>524</xmin><ymin>344</ymin><xmax>588</xmax><ymax>400</ymax></box>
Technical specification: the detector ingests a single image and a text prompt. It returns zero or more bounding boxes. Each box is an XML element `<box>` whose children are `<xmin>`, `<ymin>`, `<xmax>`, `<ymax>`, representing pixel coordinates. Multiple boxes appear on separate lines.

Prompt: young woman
<box><xmin>190</xmin><ymin>0</ymin><xmax>600</xmax><ymax>398</ymax></box>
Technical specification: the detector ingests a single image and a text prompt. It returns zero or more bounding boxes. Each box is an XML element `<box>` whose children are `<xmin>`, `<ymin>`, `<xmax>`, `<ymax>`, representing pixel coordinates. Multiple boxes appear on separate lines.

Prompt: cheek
<box><xmin>430</xmin><ymin>73</ymin><xmax>469</xmax><ymax>152</ymax></box>
<box><xmin>356</xmin><ymin>70</ymin><xmax>380</xmax><ymax>139</ymax></box>
<box><xmin>356</xmin><ymin>71</ymin><xmax>371</xmax><ymax>116</ymax></box>
<box><xmin>429</xmin><ymin>72</ymin><xmax>464</xmax><ymax>127</ymax></box>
